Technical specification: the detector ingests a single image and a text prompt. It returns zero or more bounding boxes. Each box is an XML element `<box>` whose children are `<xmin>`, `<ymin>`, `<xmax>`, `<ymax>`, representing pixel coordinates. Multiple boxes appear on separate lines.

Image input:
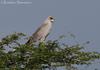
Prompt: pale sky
<box><xmin>0</xmin><ymin>0</ymin><xmax>100</xmax><ymax>70</ymax></box>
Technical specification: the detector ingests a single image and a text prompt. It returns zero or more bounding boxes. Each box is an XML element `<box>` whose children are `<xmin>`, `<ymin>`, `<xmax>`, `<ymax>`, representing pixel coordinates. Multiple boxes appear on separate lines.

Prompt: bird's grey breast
<box><xmin>32</xmin><ymin>22</ymin><xmax>52</xmax><ymax>41</ymax></box>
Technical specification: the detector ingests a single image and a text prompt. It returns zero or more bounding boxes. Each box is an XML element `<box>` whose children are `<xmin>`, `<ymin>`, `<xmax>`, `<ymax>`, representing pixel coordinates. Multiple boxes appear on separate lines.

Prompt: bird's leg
<box><xmin>45</xmin><ymin>33</ymin><xmax>50</xmax><ymax>41</ymax></box>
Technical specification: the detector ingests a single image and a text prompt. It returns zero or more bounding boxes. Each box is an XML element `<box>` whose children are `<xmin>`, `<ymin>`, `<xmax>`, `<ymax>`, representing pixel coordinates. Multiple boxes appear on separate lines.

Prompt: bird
<box><xmin>26</xmin><ymin>16</ymin><xmax>55</xmax><ymax>45</ymax></box>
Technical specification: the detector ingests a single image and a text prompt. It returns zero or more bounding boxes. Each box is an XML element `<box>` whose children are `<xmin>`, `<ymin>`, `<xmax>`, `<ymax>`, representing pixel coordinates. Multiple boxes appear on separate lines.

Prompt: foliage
<box><xmin>0</xmin><ymin>32</ymin><xmax>100</xmax><ymax>70</ymax></box>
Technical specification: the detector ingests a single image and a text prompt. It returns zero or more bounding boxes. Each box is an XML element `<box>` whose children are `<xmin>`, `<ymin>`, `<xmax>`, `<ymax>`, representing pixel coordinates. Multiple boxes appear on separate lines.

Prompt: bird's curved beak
<box><xmin>51</xmin><ymin>19</ymin><xmax>55</xmax><ymax>23</ymax></box>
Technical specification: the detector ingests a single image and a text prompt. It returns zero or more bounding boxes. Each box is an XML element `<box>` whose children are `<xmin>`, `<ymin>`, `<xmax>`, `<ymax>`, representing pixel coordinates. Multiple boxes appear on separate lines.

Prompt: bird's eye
<box><xmin>49</xmin><ymin>17</ymin><xmax>53</xmax><ymax>20</ymax></box>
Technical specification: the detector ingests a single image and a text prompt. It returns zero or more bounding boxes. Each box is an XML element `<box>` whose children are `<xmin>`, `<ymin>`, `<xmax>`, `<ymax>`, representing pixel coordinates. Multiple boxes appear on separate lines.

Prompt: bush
<box><xmin>0</xmin><ymin>32</ymin><xmax>100</xmax><ymax>70</ymax></box>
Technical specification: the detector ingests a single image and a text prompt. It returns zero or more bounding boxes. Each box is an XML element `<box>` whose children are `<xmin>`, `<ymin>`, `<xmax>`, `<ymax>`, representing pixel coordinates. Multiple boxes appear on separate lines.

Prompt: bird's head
<box><xmin>47</xmin><ymin>16</ymin><xmax>55</xmax><ymax>23</ymax></box>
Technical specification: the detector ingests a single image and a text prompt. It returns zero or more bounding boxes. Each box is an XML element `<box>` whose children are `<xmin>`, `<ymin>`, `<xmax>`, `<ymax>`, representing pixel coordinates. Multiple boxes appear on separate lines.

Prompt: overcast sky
<box><xmin>0</xmin><ymin>0</ymin><xmax>100</xmax><ymax>70</ymax></box>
